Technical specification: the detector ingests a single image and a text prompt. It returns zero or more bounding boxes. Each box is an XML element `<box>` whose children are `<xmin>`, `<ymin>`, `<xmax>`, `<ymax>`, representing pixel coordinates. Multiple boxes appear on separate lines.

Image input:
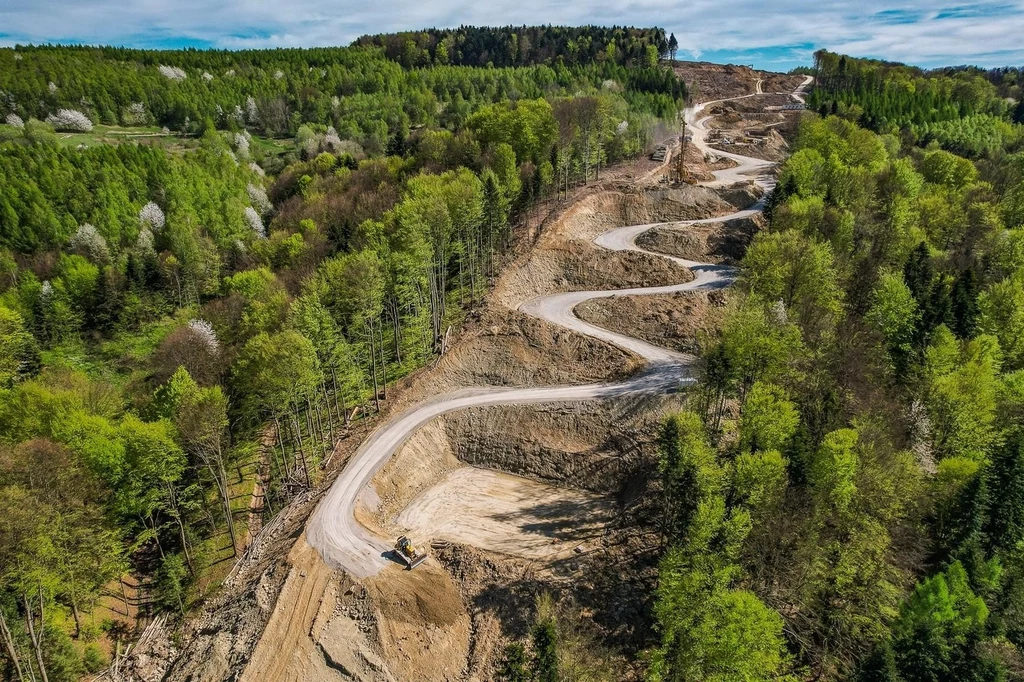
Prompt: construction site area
<box><xmin>122</xmin><ymin>64</ymin><xmax>811</xmax><ymax>682</ymax></box>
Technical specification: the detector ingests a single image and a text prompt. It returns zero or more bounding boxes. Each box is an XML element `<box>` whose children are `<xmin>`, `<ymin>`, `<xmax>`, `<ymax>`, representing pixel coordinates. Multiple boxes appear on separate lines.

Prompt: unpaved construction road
<box><xmin>307</xmin><ymin>77</ymin><xmax>813</xmax><ymax>578</ymax></box>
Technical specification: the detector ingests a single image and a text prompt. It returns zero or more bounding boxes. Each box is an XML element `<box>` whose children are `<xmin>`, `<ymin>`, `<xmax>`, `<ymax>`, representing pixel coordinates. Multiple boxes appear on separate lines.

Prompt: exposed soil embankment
<box><xmin>369</xmin><ymin>395</ymin><xmax>677</xmax><ymax>537</ymax></box>
<box><xmin>444</xmin><ymin>397</ymin><xmax>672</xmax><ymax>495</ymax></box>
<box><xmin>672</xmin><ymin>61</ymin><xmax>804</xmax><ymax>100</ymax></box>
<box><xmin>494</xmin><ymin>185</ymin><xmax>743</xmax><ymax>310</ymax></box>
<box><xmin>359</xmin><ymin>392</ymin><xmax>682</xmax><ymax>678</ymax></box>
<box><xmin>575</xmin><ymin>291</ymin><xmax>727</xmax><ymax>355</ymax></box>
<box><xmin>636</xmin><ymin>213</ymin><xmax>765</xmax><ymax>265</ymax></box>
<box><xmin>432</xmin><ymin>309</ymin><xmax>643</xmax><ymax>389</ymax></box>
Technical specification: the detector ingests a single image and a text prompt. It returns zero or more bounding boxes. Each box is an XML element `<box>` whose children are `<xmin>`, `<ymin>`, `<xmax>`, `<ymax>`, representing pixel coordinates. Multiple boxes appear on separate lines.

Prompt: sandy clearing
<box><xmin>393</xmin><ymin>467</ymin><xmax>616</xmax><ymax>560</ymax></box>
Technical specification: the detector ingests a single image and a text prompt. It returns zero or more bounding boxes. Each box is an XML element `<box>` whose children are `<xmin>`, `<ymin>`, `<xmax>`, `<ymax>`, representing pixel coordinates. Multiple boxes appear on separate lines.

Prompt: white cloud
<box><xmin>1</xmin><ymin>0</ymin><xmax>1023</xmax><ymax>69</ymax></box>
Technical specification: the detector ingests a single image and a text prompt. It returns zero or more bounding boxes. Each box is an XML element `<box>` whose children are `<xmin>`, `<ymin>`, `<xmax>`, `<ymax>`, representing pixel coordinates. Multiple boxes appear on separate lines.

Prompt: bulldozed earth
<box><xmin>137</xmin><ymin>68</ymin><xmax>785</xmax><ymax>682</ymax></box>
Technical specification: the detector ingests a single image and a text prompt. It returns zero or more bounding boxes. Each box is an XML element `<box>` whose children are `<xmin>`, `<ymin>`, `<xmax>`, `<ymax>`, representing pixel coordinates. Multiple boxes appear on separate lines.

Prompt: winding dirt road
<box><xmin>307</xmin><ymin>76</ymin><xmax>813</xmax><ymax>578</ymax></box>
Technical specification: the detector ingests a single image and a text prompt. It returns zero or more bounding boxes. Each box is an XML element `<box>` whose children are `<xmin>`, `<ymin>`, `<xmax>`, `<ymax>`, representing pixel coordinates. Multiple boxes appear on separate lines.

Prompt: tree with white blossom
<box><xmin>139</xmin><ymin>201</ymin><xmax>166</xmax><ymax>232</ymax></box>
<box><xmin>245</xmin><ymin>96</ymin><xmax>259</xmax><ymax>125</ymax></box>
<box><xmin>45</xmin><ymin>109</ymin><xmax>93</xmax><ymax>132</ymax></box>
<box><xmin>123</xmin><ymin>101</ymin><xmax>148</xmax><ymax>125</ymax></box>
<box><xmin>4</xmin><ymin>113</ymin><xmax>23</xmax><ymax>128</ymax></box>
<box><xmin>244</xmin><ymin>206</ymin><xmax>266</xmax><ymax>239</ymax></box>
<box><xmin>233</xmin><ymin>132</ymin><xmax>250</xmax><ymax>158</ymax></box>
<box><xmin>136</xmin><ymin>227</ymin><xmax>156</xmax><ymax>256</ymax></box>
<box><xmin>69</xmin><ymin>224</ymin><xmax>110</xmax><ymax>263</ymax></box>
<box><xmin>153</xmin><ymin>320</ymin><xmax>222</xmax><ymax>385</ymax></box>
<box><xmin>158</xmin><ymin>65</ymin><xmax>187</xmax><ymax>81</ymax></box>
<box><xmin>187</xmin><ymin>319</ymin><xmax>220</xmax><ymax>355</ymax></box>
<box><xmin>323</xmin><ymin>127</ymin><xmax>343</xmax><ymax>151</ymax></box>
<box><xmin>247</xmin><ymin>183</ymin><xmax>272</xmax><ymax>215</ymax></box>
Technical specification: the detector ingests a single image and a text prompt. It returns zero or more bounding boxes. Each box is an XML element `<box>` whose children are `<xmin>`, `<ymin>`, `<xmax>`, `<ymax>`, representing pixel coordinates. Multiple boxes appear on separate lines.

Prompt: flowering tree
<box><xmin>245</xmin><ymin>96</ymin><xmax>259</xmax><ymax>125</ymax></box>
<box><xmin>139</xmin><ymin>202</ymin><xmax>165</xmax><ymax>232</ymax></box>
<box><xmin>152</xmin><ymin>321</ymin><xmax>222</xmax><ymax>385</ymax></box>
<box><xmin>4</xmin><ymin>113</ymin><xmax>24</xmax><ymax>128</ymax></box>
<box><xmin>69</xmin><ymin>224</ymin><xmax>110</xmax><ymax>263</ymax></box>
<box><xmin>45</xmin><ymin>109</ymin><xmax>93</xmax><ymax>132</ymax></box>
<box><xmin>158</xmin><ymin>65</ymin><xmax>187</xmax><ymax>82</ymax></box>
<box><xmin>123</xmin><ymin>102</ymin><xmax>148</xmax><ymax>125</ymax></box>
<box><xmin>233</xmin><ymin>132</ymin><xmax>250</xmax><ymax>158</ymax></box>
<box><xmin>323</xmin><ymin>126</ymin><xmax>343</xmax><ymax>151</ymax></box>
<box><xmin>136</xmin><ymin>227</ymin><xmax>156</xmax><ymax>256</ymax></box>
<box><xmin>187</xmin><ymin>319</ymin><xmax>220</xmax><ymax>355</ymax></box>
<box><xmin>244</xmin><ymin>207</ymin><xmax>266</xmax><ymax>239</ymax></box>
<box><xmin>247</xmin><ymin>183</ymin><xmax>272</xmax><ymax>215</ymax></box>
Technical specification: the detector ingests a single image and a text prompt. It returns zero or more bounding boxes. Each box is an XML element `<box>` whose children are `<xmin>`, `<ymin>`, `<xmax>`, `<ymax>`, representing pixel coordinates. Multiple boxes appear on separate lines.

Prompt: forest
<box><xmin>0</xmin><ymin>34</ymin><xmax>684</xmax><ymax>681</ymax></box>
<box><xmin>0</xmin><ymin>28</ymin><xmax>683</xmax><ymax>137</ymax></box>
<box><xmin>638</xmin><ymin>93</ymin><xmax>1024</xmax><ymax>680</ymax></box>
<box><xmin>808</xmin><ymin>50</ymin><xmax>1024</xmax><ymax>156</ymax></box>
<box><xmin>353</xmin><ymin>25</ymin><xmax>670</xmax><ymax>69</ymax></box>
<box><xmin>8</xmin><ymin>31</ymin><xmax>1024</xmax><ymax>682</ymax></box>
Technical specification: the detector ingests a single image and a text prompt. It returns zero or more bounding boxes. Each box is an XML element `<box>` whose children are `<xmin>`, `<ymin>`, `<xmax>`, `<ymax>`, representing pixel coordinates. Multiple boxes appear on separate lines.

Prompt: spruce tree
<box><xmin>531</xmin><ymin>618</ymin><xmax>559</xmax><ymax>682</ymax></box>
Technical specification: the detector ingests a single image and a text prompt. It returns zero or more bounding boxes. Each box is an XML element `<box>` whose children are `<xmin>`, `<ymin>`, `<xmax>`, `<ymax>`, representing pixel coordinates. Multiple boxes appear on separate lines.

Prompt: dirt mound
<box><xmin>212</xmin><ymin>533</ymin><xmax>472</xmax><ymax>682</ymax></box>
<box><xmin>364</xmin><ymin>568</ymin><xmax>471</xmax><ymax>682</ymax></box>
<box><xmin>636</xmin><ymin>213</ymin><xmax>765</xmax><ymax>264</ymax></box>
<box><xmin>575</xmin><ymin>291</ymin><xmax>728</xmax><ymax>355</ymax></box>
<box><xmin>402</xmin><ymin>308</ymin><xmax>643</xmax><ymax>398</ymax></box>
<box><xmin>674</xmin><ymin>61</ymin><xmax>762</xmax><ymax>100</ymax></box>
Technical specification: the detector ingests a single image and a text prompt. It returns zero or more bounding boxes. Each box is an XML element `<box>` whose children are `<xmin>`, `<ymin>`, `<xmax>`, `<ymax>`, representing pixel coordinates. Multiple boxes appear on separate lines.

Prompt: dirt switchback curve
<box><xmin>307</xmin><ymin>76</ymin><xmax>814</xmax><ymax>578</ymax></box>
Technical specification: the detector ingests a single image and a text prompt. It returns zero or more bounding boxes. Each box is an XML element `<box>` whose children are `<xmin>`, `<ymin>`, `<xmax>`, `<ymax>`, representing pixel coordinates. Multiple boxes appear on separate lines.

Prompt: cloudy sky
<box><xmin>1</xmin><ymin>0</ymin><xmax>1023</xmax><ymax>71</ymax></box>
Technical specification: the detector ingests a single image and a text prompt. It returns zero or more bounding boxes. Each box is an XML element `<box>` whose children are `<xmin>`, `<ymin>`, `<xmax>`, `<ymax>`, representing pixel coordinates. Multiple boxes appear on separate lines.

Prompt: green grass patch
<box><xmin>57</xmin><ymin>124</ymin><xmax>196</xmax><ymax>149</ymax></box>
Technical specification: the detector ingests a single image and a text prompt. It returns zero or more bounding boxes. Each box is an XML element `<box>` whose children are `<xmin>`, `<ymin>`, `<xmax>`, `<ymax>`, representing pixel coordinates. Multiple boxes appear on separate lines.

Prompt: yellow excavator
<box><xmin>395</xmin><ymin>536</ymin><xmax>428</xmax><ymax>569</ymax></box>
